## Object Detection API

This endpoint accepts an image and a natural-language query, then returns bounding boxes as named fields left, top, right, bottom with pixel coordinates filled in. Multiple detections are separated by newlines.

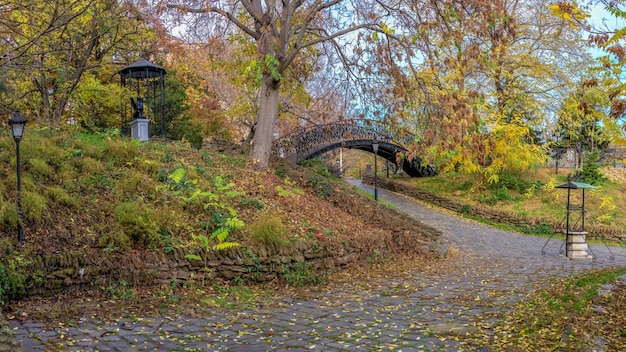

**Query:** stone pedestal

left=566, top=231, right=592, bottom=259
left=131, top=118, right=150, bottom=141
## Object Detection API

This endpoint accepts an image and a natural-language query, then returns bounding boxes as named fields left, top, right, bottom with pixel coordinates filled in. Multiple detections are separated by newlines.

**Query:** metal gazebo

left=541, top=177, right=614, bottom=260
left=118, top=59, right=167, bottom=138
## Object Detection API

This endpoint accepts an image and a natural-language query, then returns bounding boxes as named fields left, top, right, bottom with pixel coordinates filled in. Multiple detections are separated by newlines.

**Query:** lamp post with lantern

left=372, top=140, right=379, bottom=202
left=8, top=110, right=27, bottom=243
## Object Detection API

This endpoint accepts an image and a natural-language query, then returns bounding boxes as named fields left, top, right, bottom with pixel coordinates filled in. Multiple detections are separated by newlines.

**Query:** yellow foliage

left=547, top=2, right=590, bottom=24
left=481, top=116, right=547, bottom=184
left=600, top=195, right=617, bottom=212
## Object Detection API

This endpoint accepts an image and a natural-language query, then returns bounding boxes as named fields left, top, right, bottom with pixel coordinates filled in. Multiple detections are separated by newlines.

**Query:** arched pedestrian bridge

left=271, top=119, right=436, bottom=177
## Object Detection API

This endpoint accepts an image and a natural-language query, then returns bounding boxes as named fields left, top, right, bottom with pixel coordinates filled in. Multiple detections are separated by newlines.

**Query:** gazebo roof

left=554, top=181, right=597, bottom=189
left=118, top=59, right=166, bottom=79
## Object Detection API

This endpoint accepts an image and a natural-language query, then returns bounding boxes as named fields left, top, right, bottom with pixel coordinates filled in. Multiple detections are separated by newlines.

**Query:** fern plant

left=156, top=167, right=196, bottom=194
left=185, top=234, right=212, bottom=286
left=201, top=199, right=244, bottom=250
left=207, top=208, right=244, bottom=251
left=158, top=167, right=245, bottom=251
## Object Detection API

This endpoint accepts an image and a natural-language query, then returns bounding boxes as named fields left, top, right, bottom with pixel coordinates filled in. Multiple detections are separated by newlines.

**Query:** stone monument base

left=131, top=118, right=150, bottom=141
left=566, top=232, right=592, bottom=259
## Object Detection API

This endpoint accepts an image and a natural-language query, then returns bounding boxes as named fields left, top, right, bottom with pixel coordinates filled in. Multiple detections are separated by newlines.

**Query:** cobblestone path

left=9, top=181, right=626, bottom=351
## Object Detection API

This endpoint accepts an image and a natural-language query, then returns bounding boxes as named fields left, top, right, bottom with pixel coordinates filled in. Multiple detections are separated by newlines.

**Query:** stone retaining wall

left=22, top=237, right=419, bottom=297
left=364, top=176, right=626, bottom=242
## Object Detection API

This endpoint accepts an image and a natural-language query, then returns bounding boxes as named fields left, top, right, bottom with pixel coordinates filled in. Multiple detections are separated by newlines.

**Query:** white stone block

left=566, top=233, right=592, bottom=259
left=131, top=118, right=150, bottom=141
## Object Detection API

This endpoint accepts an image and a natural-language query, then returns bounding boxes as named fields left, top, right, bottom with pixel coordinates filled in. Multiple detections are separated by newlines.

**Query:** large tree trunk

left=250, top=74, right=281, bottom=169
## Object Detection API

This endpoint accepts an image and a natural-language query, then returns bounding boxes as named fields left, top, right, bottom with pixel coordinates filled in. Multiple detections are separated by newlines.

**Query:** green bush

left=153, top=205, right=187, bottom=241
left=459, top=204, right=473, bottom=214
left=138, top=159, right=160, bottom=176
left=301, top=158, right=332, bottom=177
left=73, top=133, right=106, bottom=159
left=103, top=139, right=138, bottom=166
left=239, top=197, right=266, bottom=211
left=489, top=170, right=544, bottom=194
left=116, top=170, right=153, bottom=199
left=307, top=175, right=333, bottom=199
left=85, top=174, right=112, bottom=190
left=520, top=222, right=554, bottom=236
left=98, top=228, right=131, bottom=251
left=458, top=181, right=473, bottom=191
left=23, top=191, right=48, bottom=222
left=248, top=214, right=288, bottom=246
left=46, top=187, right=80, bottom=208
left=493, top=187, right=514, bottom=202
left=0, top=257, right=29, bottom=304
left=114, top=202, right=162, bottom=248
left=200, top=150, right=213, bottom=166
left=201, top=207, right=229, bottom=233
left=77, top=157, right=104, bottom=174
left=476, top=186, right=514, bottom=205
left=27, top=137, right=65, bottom=169
left=27, top=158, right=52, bottom=179
left=274, top=167, right=286, bottom=178
left=0, top=203, right=20, bottom=229
left=57, top=164, right=77, bottom=186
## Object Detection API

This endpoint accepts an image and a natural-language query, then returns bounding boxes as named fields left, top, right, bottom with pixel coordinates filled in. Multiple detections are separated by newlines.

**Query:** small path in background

left=9, top=181, right=626, bottom=351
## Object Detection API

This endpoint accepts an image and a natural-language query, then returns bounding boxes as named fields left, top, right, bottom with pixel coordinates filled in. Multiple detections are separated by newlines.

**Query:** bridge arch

left=272, top=120, right=435, bottom=177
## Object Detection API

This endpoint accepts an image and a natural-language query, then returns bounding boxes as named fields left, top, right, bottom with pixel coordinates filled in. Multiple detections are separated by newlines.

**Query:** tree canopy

left=0, top=0, right=624, bottom=178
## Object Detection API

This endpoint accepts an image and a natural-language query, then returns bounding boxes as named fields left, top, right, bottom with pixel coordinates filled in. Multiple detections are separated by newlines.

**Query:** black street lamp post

left=8, top=110, right=27, bottom=243
left=372, top=140, right=379, bottom=202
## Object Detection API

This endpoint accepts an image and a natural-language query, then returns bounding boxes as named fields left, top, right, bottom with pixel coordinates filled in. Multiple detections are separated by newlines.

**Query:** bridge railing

left=272, top=119, right=413, bottom=159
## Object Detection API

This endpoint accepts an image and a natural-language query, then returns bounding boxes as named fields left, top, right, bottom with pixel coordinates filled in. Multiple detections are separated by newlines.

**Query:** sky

left=588, top=2, right=626, bottom=58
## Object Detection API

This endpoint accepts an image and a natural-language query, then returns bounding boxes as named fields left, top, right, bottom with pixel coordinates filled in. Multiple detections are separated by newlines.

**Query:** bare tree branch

left=167, top=4, right=260, bottom=40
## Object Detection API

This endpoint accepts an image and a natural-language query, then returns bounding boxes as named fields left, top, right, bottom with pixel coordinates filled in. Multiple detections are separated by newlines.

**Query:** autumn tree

left=160, top=33, right=312, bottom=144
left=165, top=0, right=382, bottom=169
left=0, top=0, right=152, bottom=126
left=550, top=1, right=626, bottom=125
left=358, top=0, right=590, bottom=179
left=557, top=76, right=613, bottom=152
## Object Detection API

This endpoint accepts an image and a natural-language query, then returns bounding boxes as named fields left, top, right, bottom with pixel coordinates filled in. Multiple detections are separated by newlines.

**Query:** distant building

left=547, top=147, right=626, bottom=169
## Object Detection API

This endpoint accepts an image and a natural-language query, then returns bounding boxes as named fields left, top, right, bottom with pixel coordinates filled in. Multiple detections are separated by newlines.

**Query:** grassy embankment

left=0, top=127, right=435, bottom=304
left=407, top=166, right=626, bottom=240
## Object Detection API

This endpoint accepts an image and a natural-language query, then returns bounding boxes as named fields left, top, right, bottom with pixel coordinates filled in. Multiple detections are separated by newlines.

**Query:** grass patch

left=114, top=202, right=162, bottom=248
left=0, top=203, right=20, bottom=229
left=45, top=187, right=80, bottom=208
left=464, top=268, right=626, bottom=351
left=281, top=261, right=325, bottom=288
left=22, top=191, right=47, bottom=222
left=410, top=167, right=626, bottom=233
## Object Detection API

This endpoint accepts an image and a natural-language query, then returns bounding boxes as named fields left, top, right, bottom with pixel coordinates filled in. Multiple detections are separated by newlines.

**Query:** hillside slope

left=0, top=129, right=440, bottom=301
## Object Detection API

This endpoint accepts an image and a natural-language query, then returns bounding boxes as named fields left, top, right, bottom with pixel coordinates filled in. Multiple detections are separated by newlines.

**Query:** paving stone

left=7, top=182, right=626, bottom=351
